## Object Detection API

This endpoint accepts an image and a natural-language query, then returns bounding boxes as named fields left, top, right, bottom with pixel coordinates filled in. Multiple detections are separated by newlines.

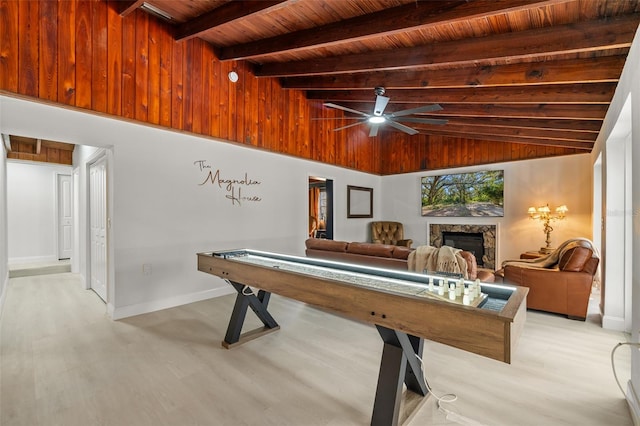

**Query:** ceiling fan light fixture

left=324, top=87, right=445, bottom=136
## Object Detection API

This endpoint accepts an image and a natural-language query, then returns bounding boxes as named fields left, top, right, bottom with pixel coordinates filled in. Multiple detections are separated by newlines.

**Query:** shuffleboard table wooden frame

left=197, top=249, right=528, bottom=426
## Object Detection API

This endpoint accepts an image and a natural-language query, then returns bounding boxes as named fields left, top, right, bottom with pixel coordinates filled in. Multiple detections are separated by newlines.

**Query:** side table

left=520, top=251, right=546, bottom=259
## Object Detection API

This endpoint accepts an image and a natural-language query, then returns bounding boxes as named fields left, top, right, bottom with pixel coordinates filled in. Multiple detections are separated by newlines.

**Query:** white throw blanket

left=408, top=245, right=468, bottom=279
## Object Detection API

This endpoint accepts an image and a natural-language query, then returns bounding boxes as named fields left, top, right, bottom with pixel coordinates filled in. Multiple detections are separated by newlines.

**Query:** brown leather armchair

left=499, top=239, right=599, bottom=320
left=371, top=221, right=412, bottom=247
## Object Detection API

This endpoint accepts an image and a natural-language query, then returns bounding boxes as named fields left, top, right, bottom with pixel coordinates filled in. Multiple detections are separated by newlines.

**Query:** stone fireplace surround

left=429, top=224, right=497, bottom=270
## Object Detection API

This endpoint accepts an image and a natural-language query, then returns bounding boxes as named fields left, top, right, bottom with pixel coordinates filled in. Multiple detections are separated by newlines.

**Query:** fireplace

left=442, top=232, right=484, bottom=266
left=429, top=224, right=497, bottom=269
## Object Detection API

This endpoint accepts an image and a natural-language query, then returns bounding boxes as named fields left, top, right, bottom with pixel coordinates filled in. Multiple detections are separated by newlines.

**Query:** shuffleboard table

left=198, top=249, right=528, bottom=426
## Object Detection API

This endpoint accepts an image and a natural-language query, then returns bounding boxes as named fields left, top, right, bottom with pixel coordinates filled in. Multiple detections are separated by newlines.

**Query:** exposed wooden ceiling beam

left=322, top=119, right=597, bottom=144
left=174, top=1, right=288, bottom=41
left=313, top=115, right=602, bottom=132
left=218, top=0, right=460, bottom=60
left=401, top=129, right=594, bottom=150
left=219, top=0, right=569, bottom=60
left=326, top=103, right=609, bottom=120
left=257, top=15, right=638, bottom=77
left=307, top=83, right=616, bottom=104
left=117, top=0, right=144, bottom=17
left=282, top=56, right=625, bottom=90
left=402, top=122, right=596, bottom=142
left=431, top=117, right=602, bottom=132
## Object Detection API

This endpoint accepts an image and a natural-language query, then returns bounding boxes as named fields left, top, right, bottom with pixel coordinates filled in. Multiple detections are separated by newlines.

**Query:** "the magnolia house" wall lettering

left=194, top=160, right=262, bottom=206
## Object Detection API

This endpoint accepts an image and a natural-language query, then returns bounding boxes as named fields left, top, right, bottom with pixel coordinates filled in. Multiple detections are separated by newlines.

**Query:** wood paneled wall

left=0, top=0, right=580, bottom=175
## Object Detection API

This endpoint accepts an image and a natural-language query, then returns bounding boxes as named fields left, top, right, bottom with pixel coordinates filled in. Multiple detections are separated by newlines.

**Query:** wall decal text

left=195, top=160, right=262, bottom=206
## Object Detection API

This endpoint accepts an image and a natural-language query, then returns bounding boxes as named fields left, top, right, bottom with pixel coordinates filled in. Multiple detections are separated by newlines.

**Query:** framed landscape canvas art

left=421, top=170, right=504, bottom=217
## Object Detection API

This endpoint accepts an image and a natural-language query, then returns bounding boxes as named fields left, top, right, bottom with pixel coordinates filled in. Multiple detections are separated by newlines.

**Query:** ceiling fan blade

left=392, top=117, right=449, bottom=125
left=333, top=120, right=367, bottom=132
left=324, top=103, right=370, bottom=118
left=373, top=95, right=390, bottom=116
left=390, top=104, right=443, bottom=117
left=369, top=124, right=380, bottom=137
left=311, top=117, right=362, bottom=121
left=387, top=120, right=419, bottom=135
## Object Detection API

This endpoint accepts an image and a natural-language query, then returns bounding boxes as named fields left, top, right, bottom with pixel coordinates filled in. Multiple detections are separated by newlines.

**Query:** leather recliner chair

left=499, top=240, right=599, bottom=320
left=371, top=221, right=413, bottom=247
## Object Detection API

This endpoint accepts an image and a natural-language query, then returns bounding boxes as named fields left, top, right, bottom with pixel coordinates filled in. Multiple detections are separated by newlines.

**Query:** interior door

left=89, top=157, right=107, bottom=302
left=57, top=173, right=73, bottom=260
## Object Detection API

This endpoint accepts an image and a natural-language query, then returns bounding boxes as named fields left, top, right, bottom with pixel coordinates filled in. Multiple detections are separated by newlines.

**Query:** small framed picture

left=347, top=185, right=373, bottom=218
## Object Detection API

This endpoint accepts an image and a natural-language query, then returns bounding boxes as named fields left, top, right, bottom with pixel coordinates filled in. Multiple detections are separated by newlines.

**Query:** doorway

left=309, top=177, right=333, bottom=240
left=88, top=155, right=108, bottom=302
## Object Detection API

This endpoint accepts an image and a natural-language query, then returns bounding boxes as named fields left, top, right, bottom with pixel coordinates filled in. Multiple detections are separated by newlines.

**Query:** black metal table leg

left=222, top=280, right=280, bottom=348
left=371, top=326, right=429, bottom=426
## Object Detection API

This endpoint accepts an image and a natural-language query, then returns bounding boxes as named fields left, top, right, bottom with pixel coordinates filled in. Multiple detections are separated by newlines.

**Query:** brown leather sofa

left=305, top=238, right=495, bottom=281
left=499, top=242, right=599, bottom=320
left=371, top=221, right=413, bottom=247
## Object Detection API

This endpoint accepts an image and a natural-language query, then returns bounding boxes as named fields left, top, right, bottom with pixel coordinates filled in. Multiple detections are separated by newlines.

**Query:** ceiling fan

left=322, top=87, right=448, bottom=137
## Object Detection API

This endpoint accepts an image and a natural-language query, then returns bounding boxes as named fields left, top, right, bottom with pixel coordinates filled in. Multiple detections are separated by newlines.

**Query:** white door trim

left=72, top=167, right=80, bottom=274
left=602, top=95, right=632, bottom=332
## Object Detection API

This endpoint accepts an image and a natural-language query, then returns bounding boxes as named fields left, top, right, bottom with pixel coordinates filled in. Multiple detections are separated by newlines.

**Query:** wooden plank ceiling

left=117, top=0, right=640, bottom=156
left=5, top=135, right=75, bottom=165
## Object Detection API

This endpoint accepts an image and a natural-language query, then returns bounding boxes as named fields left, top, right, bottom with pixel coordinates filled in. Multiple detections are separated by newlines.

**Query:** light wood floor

left=0, top=272, right=633, bottom=426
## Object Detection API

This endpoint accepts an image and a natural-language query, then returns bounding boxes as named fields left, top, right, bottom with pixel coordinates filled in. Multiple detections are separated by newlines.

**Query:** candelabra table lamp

left=528, top=204, right=568, bottom=254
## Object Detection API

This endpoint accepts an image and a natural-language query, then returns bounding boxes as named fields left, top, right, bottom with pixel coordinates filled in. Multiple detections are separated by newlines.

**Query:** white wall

left=591, top=22, right=640, bottom=413
left=0, top=137, right=8, bottom=314
left=381, top=154, right=593, bottom=265
left=7, top=161, right=72, bottom=264
left=0, top=94, right=595, bottom=320
left=0, top=95, right=381, bottom=319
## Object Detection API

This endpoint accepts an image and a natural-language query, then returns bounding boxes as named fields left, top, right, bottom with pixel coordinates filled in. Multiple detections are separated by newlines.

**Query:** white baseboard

left=78, top=273, right=88, bottom=290
left=628, top=381, right=640, bottom=426
left=109, top=286, right=235, bottom=320
left=602, top=314, right=626, bottom=331
left=0, top=271, right=8, bottom=321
